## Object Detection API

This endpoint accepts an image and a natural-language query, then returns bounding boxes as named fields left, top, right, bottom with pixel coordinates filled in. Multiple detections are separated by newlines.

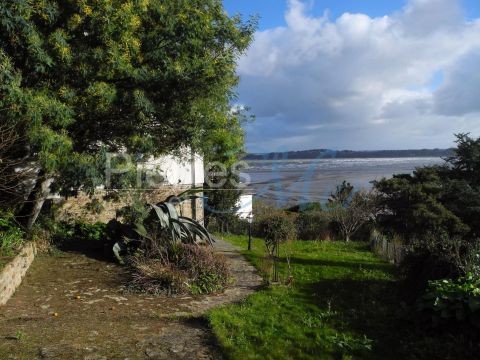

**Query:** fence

left=370, top=233, right=405, bottom=265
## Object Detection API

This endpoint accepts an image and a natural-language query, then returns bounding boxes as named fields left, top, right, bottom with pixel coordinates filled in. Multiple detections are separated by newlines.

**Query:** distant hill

left=243, top=148, right=454, bottom=160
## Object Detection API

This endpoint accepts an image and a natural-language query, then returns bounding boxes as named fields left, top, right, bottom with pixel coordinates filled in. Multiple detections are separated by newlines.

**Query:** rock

left=39, top=347, right=56, bottom=359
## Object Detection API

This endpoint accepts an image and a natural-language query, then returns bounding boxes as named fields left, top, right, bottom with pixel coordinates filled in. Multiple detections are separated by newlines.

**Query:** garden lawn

left=208, top=236, right=407, bottom=360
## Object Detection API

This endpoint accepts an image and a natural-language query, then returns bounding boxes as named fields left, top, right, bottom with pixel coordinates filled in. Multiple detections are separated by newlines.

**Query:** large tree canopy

left=375, top=134, right=480, bottom=242
left=0, top=0, right=256, bottom=224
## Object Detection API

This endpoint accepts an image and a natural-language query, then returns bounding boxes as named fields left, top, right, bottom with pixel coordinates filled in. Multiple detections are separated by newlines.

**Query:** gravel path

left=0, top=239, right=262, bottom=359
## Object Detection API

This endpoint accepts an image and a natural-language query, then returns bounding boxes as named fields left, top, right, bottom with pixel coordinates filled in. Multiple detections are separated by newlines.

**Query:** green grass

left=208, top=235, right=470, bottom=360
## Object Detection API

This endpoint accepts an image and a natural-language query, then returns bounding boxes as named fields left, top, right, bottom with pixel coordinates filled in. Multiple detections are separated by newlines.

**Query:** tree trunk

left=26, top=177, right=53, bottom=230
left=18, top=174, right=53, bottom=231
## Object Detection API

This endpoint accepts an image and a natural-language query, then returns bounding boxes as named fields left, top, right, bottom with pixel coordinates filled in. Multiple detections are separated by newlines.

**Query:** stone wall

left=0, top=243, right=36, bottom=306
left=55, top=186, right=204, bottom=224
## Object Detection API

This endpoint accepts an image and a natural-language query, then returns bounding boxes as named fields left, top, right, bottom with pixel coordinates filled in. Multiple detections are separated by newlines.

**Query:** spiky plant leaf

left=179, top=216, right=214, bottom=245
left=171, top=218, right=195, bottom=244
left=151, top=204, right=169, bottom=227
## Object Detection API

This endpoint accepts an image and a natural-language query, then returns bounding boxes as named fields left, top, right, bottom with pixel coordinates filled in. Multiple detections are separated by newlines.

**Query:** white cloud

left=238, top=0, right=480, bottom=152
left=434, top=48, right=480, bottom=115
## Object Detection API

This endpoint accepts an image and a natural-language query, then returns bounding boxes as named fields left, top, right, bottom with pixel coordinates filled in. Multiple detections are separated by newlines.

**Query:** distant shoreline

left=244, top=148, right=454, bottom=161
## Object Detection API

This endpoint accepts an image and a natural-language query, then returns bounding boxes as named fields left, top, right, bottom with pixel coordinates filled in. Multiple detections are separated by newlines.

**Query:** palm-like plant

left=112, top=196, right=213, bottom=263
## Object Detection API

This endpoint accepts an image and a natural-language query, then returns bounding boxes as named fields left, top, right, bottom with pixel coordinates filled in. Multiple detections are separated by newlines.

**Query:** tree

left=328, top=187, right=378, bottom=242
left=256, top=212, right=297, bottom=282
left=374, top=134, right=480, bottom=291
left=0, top=0, right=256, bottom=228
left=328, top=180, right=354, bottom=207
left=374, top=134, right=480, bottom=242
left=203, top=106, right=253, bottom=227
left=374, top=167, right=468, bottom=242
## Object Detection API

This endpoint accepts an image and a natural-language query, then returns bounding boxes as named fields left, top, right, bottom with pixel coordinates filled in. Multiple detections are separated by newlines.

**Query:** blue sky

left=223, top=0, right=480, bottom=152
left=224, top=0, right=480, bottom=29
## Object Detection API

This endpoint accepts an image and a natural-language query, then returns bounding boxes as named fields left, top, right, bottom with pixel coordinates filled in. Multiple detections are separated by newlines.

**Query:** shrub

left=29, top=220, right=112, bottom=254
left=351, top=221, right=375, bottom=242
left=129, top=258, right=189, bottom=295
left=327, top=189, right=378, bottom=242
left=113, top=199, right=213, bottom=263
left=51, top=221, right=109, bottom=245
left=0, top=212, right=24, bottom=257
left=401, top=233, right=480, bottom=298
left=177, top=244, right=230, bottom=294
left=418, top=274, right=480, bottom=332
left=287, top=202, right=322, bottom=213
left=295, top=211, right=331, bottom=240
left=129, top=244, right=230, bottom=295
left=70, top=222, right=108, bottom=242
left=255, top=211, right=297, bottom=283
left=255, top=212, right=297, bottom=254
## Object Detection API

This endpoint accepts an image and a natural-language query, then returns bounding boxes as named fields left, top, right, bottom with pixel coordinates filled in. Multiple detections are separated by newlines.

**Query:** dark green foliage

left=447, top=134, right=480, bottom=186
left=111, top=198, right=213, bottom=264
left=255, top=211, right=297, bottom=282
left=375, top=134, right=480, bottom=241
left=41, top=220, right=112, bottom=255
left=374, top=134, right=480, bottom=293
left=351, top=221, right=375, bottom=242
left=204, top=170, right=243, bottom=232
left=401, top=234, right=478, bottom=298
left=255, top=212, right=297, bottom=254
left=295, top=211, right=331, bottom=240
left=287, top=202, right=322, bottom=213
left=115, top=198, right=151, bottom=226
left=418, top=274, right=480, bottom=332
left=374, top=167, right=468, bottom=241
left=63, top=222, right=108, bottom=243
left=328, top=180, right=354, bottom=207
left=0, top=0, right=256, bottom=226
left=0, top=211, right=24, bottom=257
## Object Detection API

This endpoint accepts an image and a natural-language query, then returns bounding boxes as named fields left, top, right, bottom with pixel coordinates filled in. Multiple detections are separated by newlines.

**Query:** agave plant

left=112, top=196, right=213, bottom=263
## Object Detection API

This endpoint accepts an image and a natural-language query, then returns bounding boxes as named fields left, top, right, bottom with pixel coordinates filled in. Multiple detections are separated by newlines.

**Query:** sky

left=223, top=0, right=480, bottom=152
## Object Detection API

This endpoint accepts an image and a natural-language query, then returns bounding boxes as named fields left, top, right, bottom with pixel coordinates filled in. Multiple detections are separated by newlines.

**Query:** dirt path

left=0, top=239, right=262, bottom=360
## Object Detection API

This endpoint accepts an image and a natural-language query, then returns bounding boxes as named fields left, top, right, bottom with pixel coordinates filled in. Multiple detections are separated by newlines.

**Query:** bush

left=129, top=244, right=230, bottom=295
left=31, top=220, right=112, bottom=254
left=418, top=274, right=480, bottom=333
left=129, top=258, right=189, bottom=295
left=68, top=222, right=108, bottom=242
left=177, top=244, right=230, bottom=294
left=255, top=212, right=297, bottom=254
left=255, top=212, right=296, bottom=282
left=401, top=233, right=480, bottom=298
left=295, top=211, right=331, bottom=240
left=287, top=202, right=322, bottom=213
left=351, top=221, right=374, bottom=242
left=0, top=212, right=24, bottom=257
left=52, top=221, right=109, bottom=245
